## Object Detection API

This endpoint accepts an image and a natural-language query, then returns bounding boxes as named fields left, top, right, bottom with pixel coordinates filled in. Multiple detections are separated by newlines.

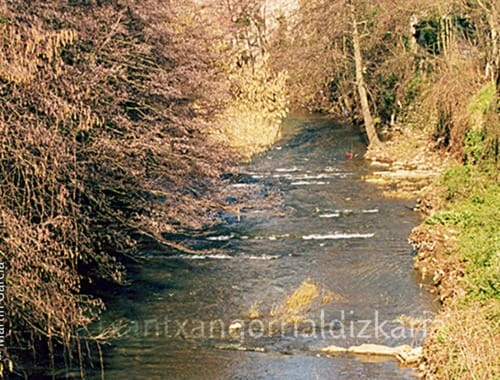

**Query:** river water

left=94, top=115, right=436, bottom=379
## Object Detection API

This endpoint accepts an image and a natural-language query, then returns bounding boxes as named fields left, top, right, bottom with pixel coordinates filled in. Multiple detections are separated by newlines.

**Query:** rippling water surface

left=95, top=115, right=436, bottom=380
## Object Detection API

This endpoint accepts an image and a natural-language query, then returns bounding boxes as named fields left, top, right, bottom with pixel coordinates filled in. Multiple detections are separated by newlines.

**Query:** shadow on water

left=89, top=114, right=437, bottom=380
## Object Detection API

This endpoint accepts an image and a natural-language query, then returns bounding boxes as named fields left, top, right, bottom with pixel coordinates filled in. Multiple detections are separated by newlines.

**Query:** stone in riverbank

left=363, top=128, right=454, bottom=200
left=321, top=343, right=423, bottom=365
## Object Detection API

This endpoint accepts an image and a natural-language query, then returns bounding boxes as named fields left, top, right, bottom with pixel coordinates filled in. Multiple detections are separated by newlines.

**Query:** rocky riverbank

left=363, top=127, right=499, bottom=379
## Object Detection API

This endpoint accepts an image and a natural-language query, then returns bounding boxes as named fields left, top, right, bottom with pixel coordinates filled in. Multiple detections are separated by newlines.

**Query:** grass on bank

left=428, top=166, right=499, bottom=302
left=421, top=164, right=499, bottom=379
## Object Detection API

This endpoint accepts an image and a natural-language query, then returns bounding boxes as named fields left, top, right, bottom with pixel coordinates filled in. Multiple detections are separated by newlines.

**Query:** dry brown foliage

left=419, top=52, right=484, bottom=152
left=0, top=0, right=235, bottom=376
left=421, top=298, right=500, bottom=380
left=271, top=278, right=345, bottom=324
left=206, top=0, right=289, bottom=157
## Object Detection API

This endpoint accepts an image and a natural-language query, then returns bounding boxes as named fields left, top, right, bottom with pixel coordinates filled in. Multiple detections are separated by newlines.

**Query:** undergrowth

left=421, top=162, right=499, bottom=378
left=0, top=1, right=237, bottom=377
left=0, top=0, right=289, bottom=376
left=427, top=166, right=499, bottom=302
left=407, top=31, right=499, bottom=376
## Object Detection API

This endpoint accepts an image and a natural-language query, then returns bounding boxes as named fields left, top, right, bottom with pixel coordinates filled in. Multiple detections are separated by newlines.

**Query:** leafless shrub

left=0, top=0, right=235, bottom=375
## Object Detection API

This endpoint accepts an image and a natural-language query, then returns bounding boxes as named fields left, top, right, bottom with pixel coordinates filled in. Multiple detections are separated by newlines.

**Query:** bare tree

left=348, top=0, right=381, bottom=147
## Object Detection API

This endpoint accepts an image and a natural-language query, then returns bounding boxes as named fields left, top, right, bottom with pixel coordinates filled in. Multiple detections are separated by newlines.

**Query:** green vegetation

left=414, top=76, right=499, bottom=377
left=428, top=166, right=499, bottom=301
left=466, top=82, right=498, bottom=163
left=421, top=163, right=499, bottom=379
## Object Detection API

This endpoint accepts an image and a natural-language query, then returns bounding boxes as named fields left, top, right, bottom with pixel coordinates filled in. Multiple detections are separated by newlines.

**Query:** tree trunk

left=486, top=6, right=498, bottom=84
left=348, top=0, right=381, bottom=147
left=476, top=0, right=499, bottom=83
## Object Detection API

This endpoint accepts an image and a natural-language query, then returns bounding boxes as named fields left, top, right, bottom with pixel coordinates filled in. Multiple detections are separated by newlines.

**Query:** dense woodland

left=0, top=0, right=498, bottom=378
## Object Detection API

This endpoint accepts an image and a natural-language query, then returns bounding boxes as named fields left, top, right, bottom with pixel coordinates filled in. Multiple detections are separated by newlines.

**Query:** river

left=93, top=114, right=436, bottom=379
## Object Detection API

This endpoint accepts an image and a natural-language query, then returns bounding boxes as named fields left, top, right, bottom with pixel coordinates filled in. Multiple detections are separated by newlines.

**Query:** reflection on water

left=93, top=115, right=436, bottom=379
